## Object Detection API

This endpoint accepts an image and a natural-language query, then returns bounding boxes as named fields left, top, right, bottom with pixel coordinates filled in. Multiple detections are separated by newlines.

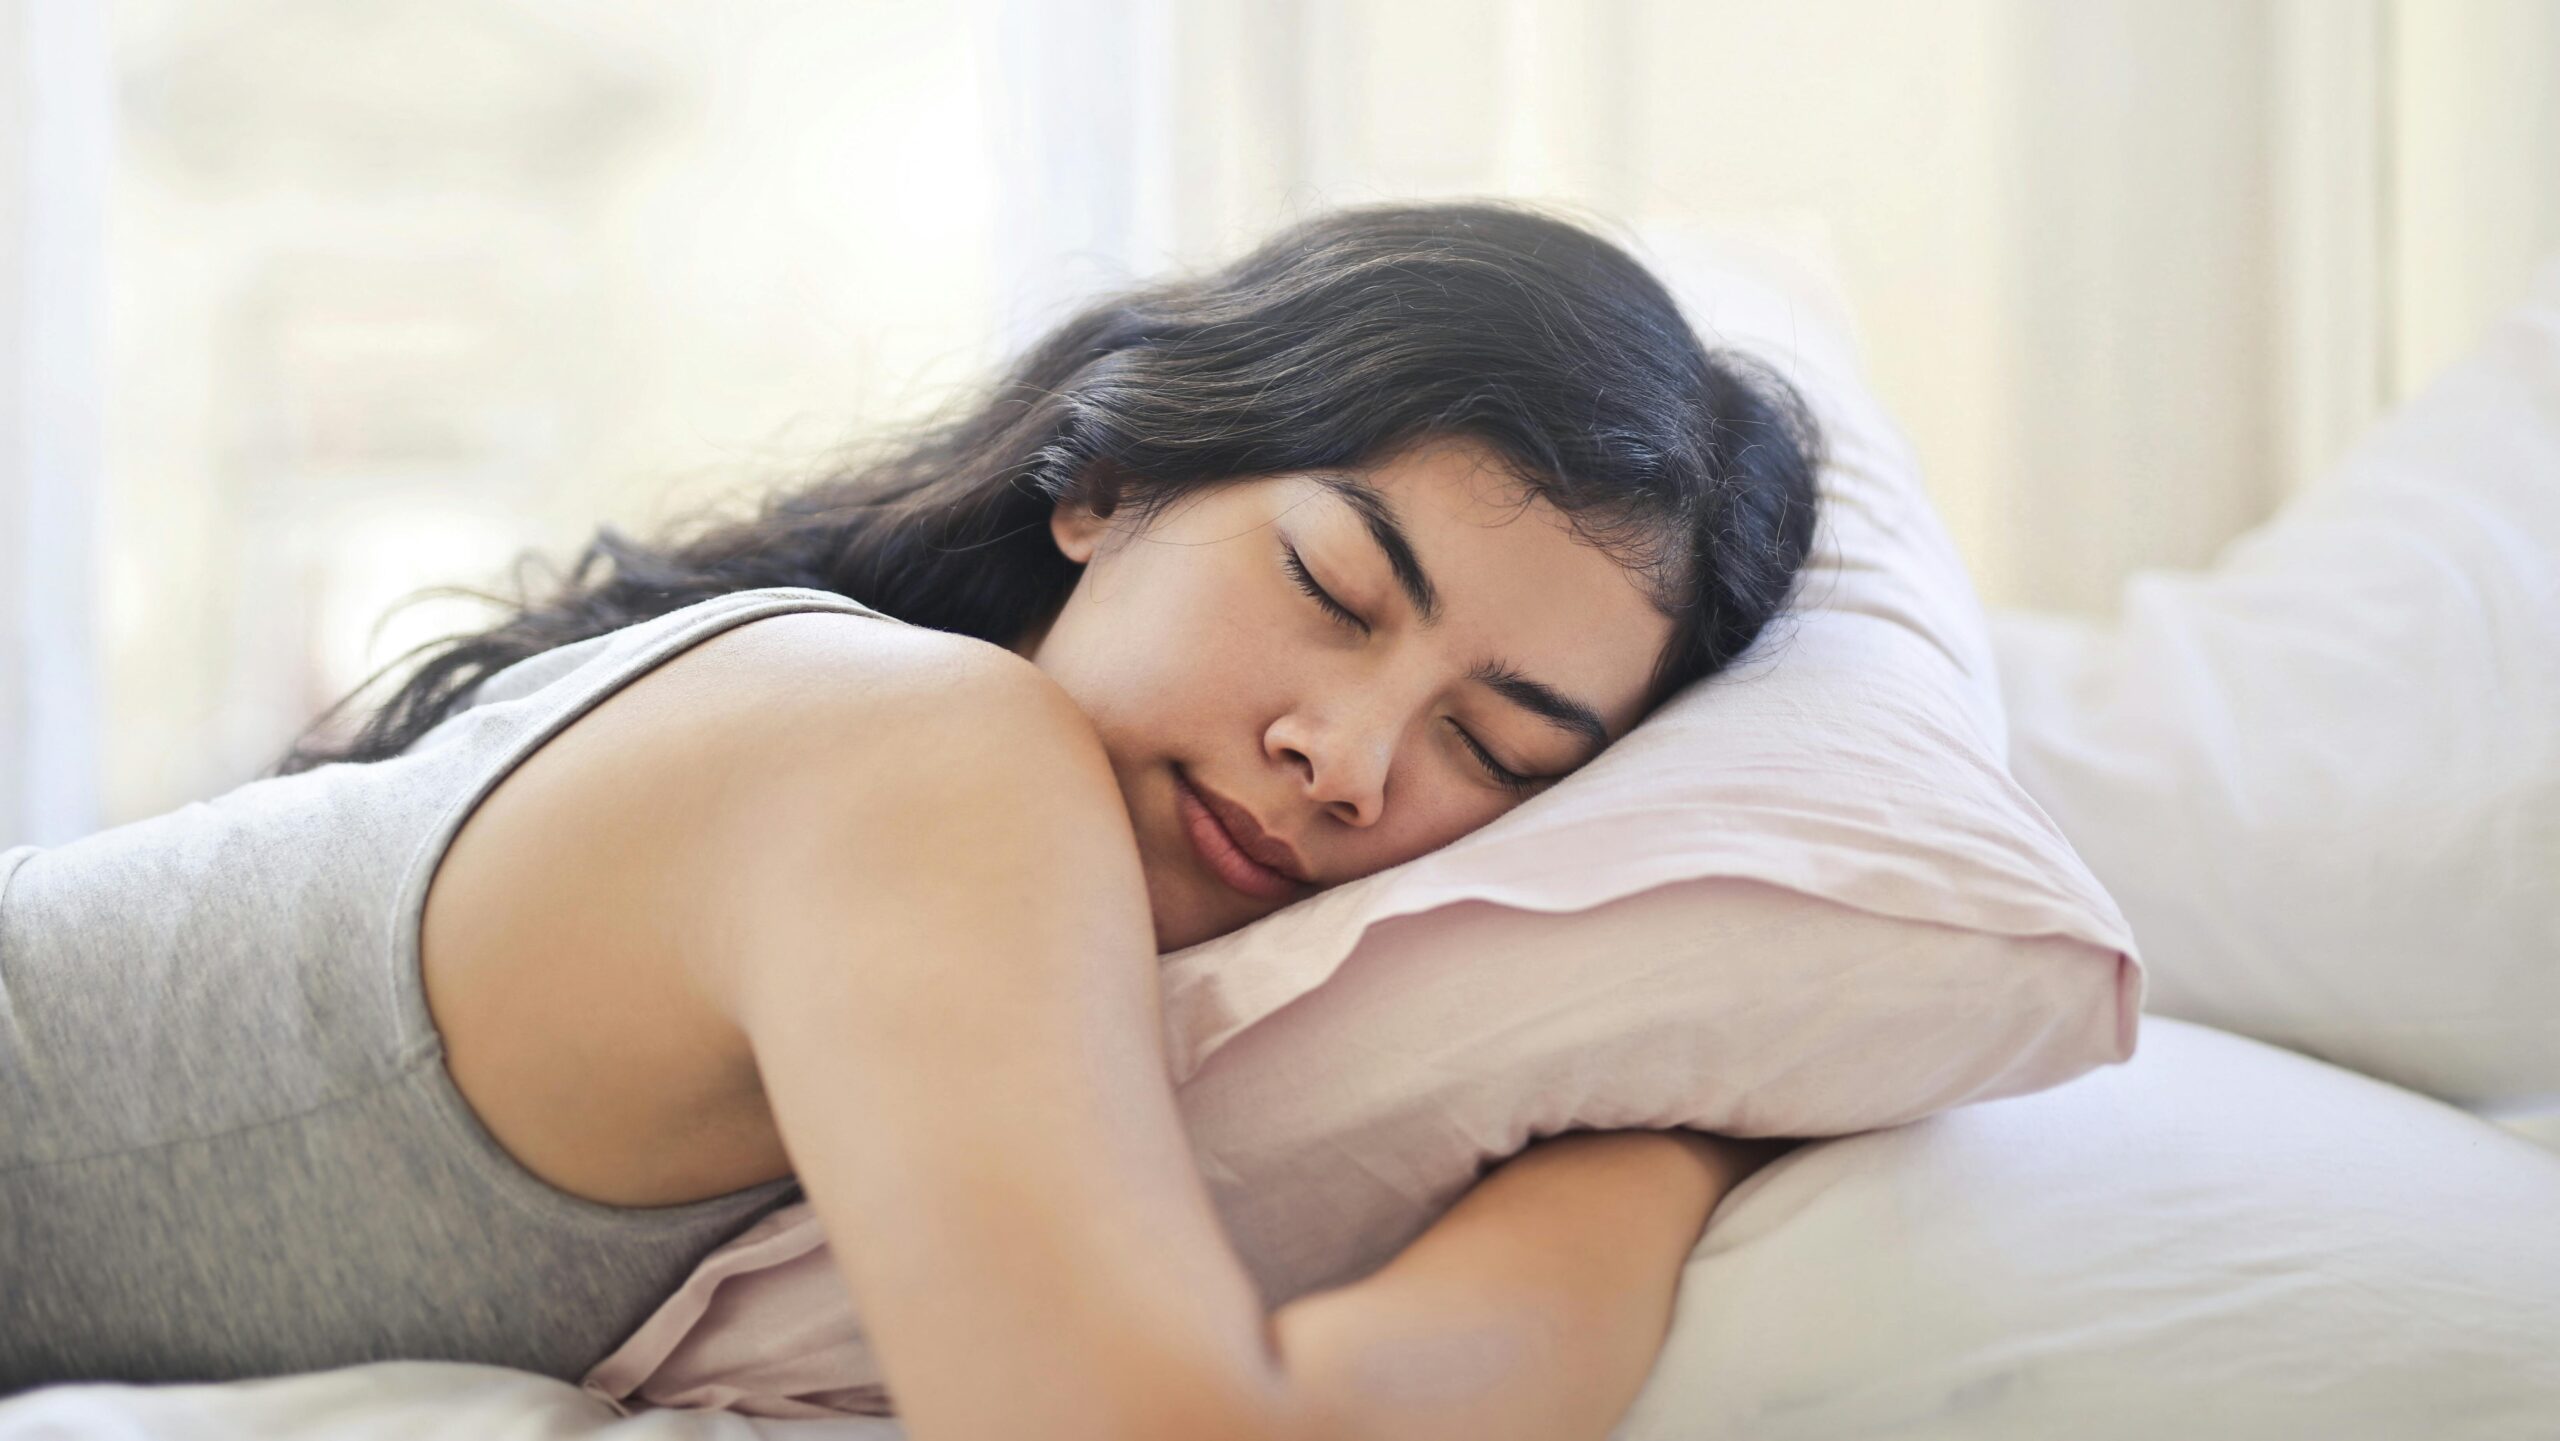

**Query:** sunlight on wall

left=78, top=0, right=2560, bottom=826
left=308, top=505, right=524, bottom=715
left=102, top=0, right=1002, bottom=818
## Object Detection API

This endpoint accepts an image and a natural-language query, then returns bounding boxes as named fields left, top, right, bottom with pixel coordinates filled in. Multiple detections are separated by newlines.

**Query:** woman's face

left=1011, top=435, right=1674, bottom=954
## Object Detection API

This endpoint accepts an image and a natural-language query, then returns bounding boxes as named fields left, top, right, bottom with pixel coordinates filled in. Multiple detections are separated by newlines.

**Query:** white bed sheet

left=0, top=1359, right=893, bottom=1441
left=9, top=1018, right=2556, bottom=1441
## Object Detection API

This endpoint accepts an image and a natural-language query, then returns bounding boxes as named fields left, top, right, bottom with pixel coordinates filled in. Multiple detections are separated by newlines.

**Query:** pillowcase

left=578, top=220, right=2143, bottom=1418
left=1616, top=1016, right=2560, bottom=1440
left=1154, top=215, right=2136, bottom=1098
left=1989, top=255, right=2560, bottom=1112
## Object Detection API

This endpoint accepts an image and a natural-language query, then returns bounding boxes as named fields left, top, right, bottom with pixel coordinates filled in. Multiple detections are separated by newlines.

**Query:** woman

left=0, top=200, right=1817, bottom=1439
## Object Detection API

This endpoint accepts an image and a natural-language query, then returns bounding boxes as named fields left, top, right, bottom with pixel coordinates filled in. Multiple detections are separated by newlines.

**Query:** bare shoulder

left=653, top=609, right=1062, bottom=747
left=655, top=609, right=1118, bottom=848
left=664, top=609, right=1143, bottom=1003
left=416, top=604, right=1101, bottom=1210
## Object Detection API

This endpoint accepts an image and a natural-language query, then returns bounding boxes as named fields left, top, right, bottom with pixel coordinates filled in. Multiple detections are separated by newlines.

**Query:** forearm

left=1262, top=1129, right=1787, bottom=1441
left=725, top=670, right=1293, bottom=1441
left=745, top=862, right=1292, bottom=1441
left=770, top=1047, right=1290, bottom=1440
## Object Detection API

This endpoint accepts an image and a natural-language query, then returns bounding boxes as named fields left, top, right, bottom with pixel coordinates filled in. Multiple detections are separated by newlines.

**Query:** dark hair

left=272, top=198, right=1821, bottom=776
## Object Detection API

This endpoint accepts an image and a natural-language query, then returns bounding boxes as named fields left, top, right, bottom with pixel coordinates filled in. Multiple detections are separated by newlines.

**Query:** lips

left=1174, top=767, right=1310, bottom=901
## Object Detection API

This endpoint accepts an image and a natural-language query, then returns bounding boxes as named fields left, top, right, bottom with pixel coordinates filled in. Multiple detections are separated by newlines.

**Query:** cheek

left=1324, top=757, right=1507, bottom=869
left=1092, top=559, right=1276, bottom=706
left=1043, top=591, right=1245, bottom=744
left=1410, top=790, right=1504, bottom=856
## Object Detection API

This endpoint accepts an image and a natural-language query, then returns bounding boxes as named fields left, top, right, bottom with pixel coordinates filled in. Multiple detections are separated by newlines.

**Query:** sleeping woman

left=0, top=200, right=1819, bottom=1440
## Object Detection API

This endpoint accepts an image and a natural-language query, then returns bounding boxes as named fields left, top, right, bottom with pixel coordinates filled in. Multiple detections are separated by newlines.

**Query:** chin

left=1150, top=891, right=1203, bottom=956
left=1155, top=897, right=1244, bottom=957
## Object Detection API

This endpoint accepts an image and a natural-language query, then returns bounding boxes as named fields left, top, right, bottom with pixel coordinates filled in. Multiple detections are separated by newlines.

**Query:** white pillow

left=1989, top=256, right=2560, bottom=1110
left=1618, top=1016, right=2560, bottom=1441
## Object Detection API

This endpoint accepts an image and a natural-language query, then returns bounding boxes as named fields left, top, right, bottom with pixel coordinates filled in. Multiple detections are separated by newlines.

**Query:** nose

left=1270, top=705, right=1397, bottom=829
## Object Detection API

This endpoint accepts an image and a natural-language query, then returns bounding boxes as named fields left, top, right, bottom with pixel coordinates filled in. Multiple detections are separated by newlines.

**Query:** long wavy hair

left=273, top=199, right=1822, bottom=777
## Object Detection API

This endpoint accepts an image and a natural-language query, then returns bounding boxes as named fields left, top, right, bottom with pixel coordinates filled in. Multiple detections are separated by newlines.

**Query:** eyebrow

left=1304, top=469, right=1614, bottom=762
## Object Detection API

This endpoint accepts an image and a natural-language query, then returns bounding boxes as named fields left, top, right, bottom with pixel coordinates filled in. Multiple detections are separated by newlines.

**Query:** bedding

left=1, top=233, right=2547, bottom=1441
left=1612, top=1016, right=2560, bottom=1441
left=1990, top=253, right=2560, bottom=1111
left=575, top=222, right=2141, bottom=1417
left=10, top=1018, right=2552, bottom=1441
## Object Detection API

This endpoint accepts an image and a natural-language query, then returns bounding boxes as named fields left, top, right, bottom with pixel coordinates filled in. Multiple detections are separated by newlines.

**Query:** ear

left=1049, top=495, right=1109, bottom=564
left=1050, top=462, right=1122, bottom=564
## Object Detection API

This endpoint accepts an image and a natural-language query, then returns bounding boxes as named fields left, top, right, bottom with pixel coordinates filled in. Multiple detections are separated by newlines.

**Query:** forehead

left=1263, top=437, right=1675, bottom=739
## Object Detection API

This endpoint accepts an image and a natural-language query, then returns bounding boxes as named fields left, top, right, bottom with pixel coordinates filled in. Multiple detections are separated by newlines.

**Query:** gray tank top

left=0, top=584, right=903, bottom=1393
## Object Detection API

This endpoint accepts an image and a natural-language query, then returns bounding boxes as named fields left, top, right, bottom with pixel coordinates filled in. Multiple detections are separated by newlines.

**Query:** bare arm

left=679, top=619, right=1779, bottom=1440
left=1267, top=1129, right=1789, bottom=1441
left=692, top=633, right=1291, bottom=1441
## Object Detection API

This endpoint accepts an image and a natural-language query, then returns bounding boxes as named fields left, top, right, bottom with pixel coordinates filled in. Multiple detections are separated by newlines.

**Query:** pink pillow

left=580, top=225, right=2143, bottom=1419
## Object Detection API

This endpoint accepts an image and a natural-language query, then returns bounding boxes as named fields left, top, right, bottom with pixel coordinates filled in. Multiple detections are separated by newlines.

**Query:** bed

left=3, top=1013, right=2552, bottom=1441
left=5, top=232, right=2554, bottom=1441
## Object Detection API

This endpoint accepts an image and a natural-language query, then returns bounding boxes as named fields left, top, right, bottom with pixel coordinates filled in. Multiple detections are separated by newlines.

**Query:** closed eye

left=1449, top=720, right=1543, bottom=795
left=1284, top=541, right=1549, bottom=796
left=1282, top=542, right=1369, bottom=635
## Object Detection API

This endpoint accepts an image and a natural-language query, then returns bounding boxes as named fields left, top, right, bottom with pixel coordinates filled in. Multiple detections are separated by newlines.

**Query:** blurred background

left=3, top=0, right=2556, bottom=843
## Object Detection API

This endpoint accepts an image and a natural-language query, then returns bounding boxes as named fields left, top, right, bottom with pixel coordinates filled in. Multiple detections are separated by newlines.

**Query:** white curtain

left=988, top=0, right=2560, bottom=614
left=2271, top=0, right=2560, bottom=502
left=0, top=0, right=105, bottom=848
left=39, top=0, right=2560, bottom=830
